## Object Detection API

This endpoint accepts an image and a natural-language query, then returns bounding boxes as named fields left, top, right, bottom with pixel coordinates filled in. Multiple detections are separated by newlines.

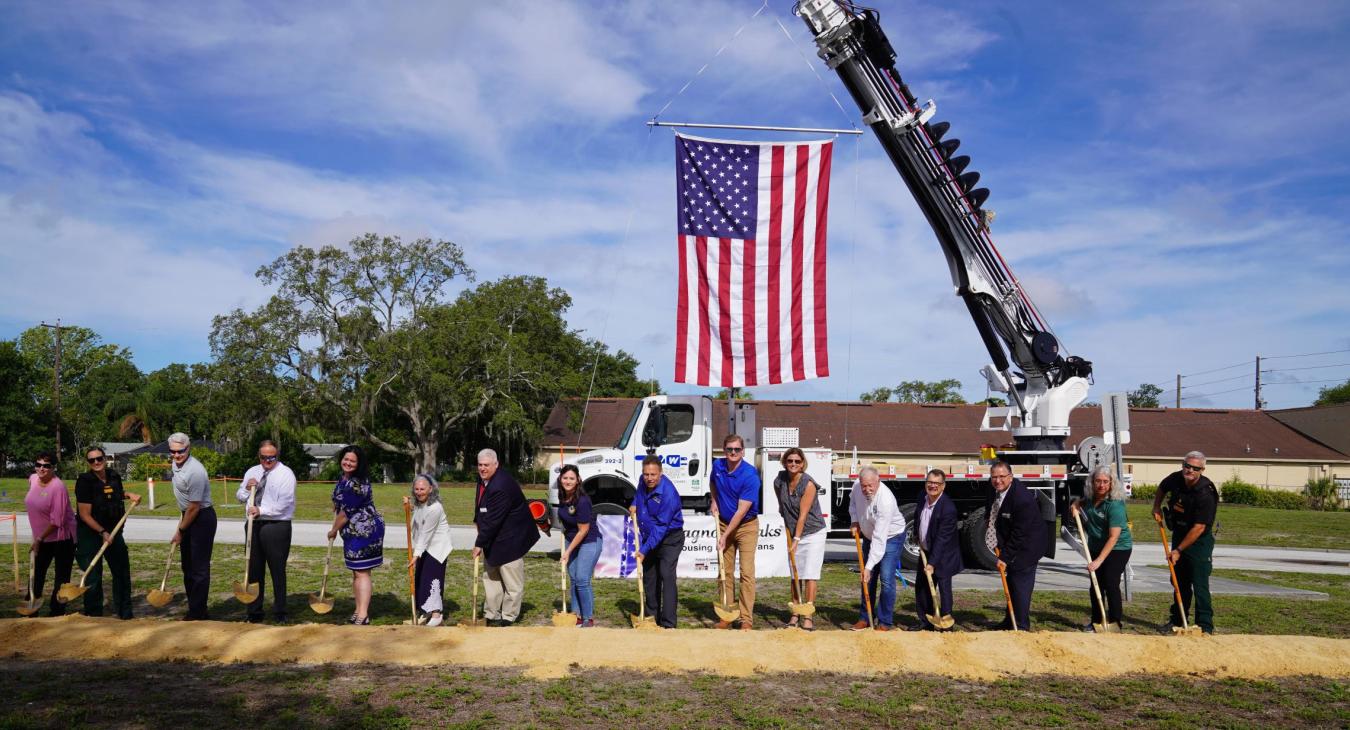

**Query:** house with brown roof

left=541, top=398, right=1350, bottom=491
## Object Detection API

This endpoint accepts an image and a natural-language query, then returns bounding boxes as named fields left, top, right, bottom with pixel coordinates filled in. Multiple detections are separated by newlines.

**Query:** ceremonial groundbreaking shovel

left=16, top=551, right=41, bottom=616
left=629, top=516, right=658, bottom=630
left=851, top=527, right=875, bottom=630
left=994, top=547, right=1018, bottom=632
left=145, top=542, right=177, bottom=609
left=552, top=556, right=579, bottom=627
left=1157, top=518, right=1204, bottom=636
left=1073, top=508, right=1120, bottom=633
left=308, top=537, right=335, bottom=614
left=785, top=533, right=814, bottom=620
left=917, top=546, right=955, bottom=629
left=712, top=518, right=740, bottom=623
left=58, top=502, right=135, bottom=603
left=232, top=486, right=261, bottom=603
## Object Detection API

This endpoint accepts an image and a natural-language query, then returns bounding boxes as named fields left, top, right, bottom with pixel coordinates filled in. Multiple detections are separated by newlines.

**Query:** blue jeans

left=859, top=533, right=904, bottom=627
left=567, top=537, right=602, bottom=619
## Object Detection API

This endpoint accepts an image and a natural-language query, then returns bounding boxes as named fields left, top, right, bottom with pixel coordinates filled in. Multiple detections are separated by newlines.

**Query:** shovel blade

left=145, top=590, right=174, bottom=609
left=232, top=582, right=260, bottom=604
left=308, top=594, right=334, bottom=614
left=713, top=602, right=740, bottom=623
left=552, top=612, right=579, bottom=628
left=789, top=601, right=816, bottom=618
left=1096, top=621, right=1121, bottom=633
left=630, top=614, right=659, bottom=630
left=1171, top=625, right=1204, bottom=636
left=929, top=613, right=956, bottom=630
left=16, top=600, right=42, bottom=616
left=56, top=583, right=85, bottom=603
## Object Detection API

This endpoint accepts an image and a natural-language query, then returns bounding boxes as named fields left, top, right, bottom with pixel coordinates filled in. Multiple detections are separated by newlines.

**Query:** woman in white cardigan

left=405, top=474, right=453, bottom=626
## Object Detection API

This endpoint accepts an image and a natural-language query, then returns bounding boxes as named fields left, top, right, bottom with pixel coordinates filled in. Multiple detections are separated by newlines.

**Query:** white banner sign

left=593, top=514, right=790, bottom=579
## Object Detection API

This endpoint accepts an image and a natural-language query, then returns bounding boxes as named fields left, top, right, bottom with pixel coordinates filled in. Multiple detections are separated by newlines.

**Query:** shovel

left=232, top=487, right=260, bottom=603
left=1157, top=518, right=1204, bottom=636
left=994, top=547, right=1018, bottom=631
left=58, top=503, right=135, bottom=603
left=145, top=542, right=177, bottom=609
left=16, top=551, right=41, bottom=616
left=712, top=518, right=739, bottom=623
left=402, top=499, right=417, bottom=625
left=308, top=537, right=335, bottom=614
left=552, top=554, right=579, bottom=627
left=917, top=545, right=955, bottom=630
left=1072, top=507, right=1120, bottom=633
left=785, top=533, right=814, bottom=620
left=629, top=516, right=658, bottom=629
left=851, top=526, right=875, bottom=630
left=470, top=552, right=481, bottom=627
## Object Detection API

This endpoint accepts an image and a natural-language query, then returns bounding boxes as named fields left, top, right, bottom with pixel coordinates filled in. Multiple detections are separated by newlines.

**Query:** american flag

left=674, top=133, right=833, bottom=386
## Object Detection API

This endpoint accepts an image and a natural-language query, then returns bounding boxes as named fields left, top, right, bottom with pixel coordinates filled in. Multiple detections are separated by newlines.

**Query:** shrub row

left=1130, top=475, right=1342, bottom=511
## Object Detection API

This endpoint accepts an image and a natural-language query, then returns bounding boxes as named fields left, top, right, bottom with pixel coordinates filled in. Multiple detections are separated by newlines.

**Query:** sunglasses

left=87, top=456, right=105, bottom=464
left=168, top=448, right=188, bottom=455
left=725, top=447, right=743, bottom=453
left=1182, top=463, right=1204, bottom=472
left=259, top=455, right=278, bottom=462
left=784, top=458, right=803, bottom=464
left=35, top=463, right=53, bottom=469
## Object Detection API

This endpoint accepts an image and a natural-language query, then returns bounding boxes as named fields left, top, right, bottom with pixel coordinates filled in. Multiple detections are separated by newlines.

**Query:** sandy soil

left=2, top=615, right=1348, bottom=681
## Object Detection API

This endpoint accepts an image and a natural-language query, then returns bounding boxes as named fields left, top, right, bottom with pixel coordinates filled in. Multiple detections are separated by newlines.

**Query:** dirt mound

left=3, top=616, right=1348, bottom=681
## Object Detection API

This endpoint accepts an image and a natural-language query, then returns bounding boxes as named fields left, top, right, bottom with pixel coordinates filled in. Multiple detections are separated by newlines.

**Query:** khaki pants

left=719, top=518, right=758, bottom=624
left=483, top=558, right=525, bottom=622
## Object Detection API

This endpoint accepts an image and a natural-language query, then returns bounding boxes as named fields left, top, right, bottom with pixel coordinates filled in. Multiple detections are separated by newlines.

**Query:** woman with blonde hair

left=774, top=447, right=826, bottom=631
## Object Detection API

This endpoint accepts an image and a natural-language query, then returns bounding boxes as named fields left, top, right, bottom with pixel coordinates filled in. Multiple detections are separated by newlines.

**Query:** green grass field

left=0, top=543, right=1344, bottom=636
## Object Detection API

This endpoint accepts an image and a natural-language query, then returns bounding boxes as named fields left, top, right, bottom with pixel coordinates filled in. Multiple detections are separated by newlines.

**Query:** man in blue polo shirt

left=711, top=433, right=761, bottom=630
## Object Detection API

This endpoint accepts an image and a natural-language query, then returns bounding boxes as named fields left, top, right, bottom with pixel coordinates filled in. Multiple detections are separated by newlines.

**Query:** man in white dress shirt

left=848, top=466, right=907, bottom=631
left=235, top=440, right=297, bottom=624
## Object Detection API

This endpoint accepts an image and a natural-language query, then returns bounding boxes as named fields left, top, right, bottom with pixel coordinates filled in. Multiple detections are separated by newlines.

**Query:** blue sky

left=2, top=0, right=1348, bottom=410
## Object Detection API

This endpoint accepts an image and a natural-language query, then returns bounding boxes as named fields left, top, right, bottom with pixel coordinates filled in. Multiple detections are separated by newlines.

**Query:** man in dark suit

left=985, top=460, right=1046, bottom=631
left=908, top=468, right=962, bottom=631
left=472, top=448, right=540, bottom=626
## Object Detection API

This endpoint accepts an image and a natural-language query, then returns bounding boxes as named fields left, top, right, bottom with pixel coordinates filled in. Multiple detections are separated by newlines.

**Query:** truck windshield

left=615, top=402, right=643, bottom=449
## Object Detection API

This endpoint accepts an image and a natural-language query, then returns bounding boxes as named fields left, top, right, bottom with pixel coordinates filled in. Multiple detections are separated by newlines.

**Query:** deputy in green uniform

left=1157, top=450, right=1218, bottom=634
left=74, top=446, right=140, bottom=618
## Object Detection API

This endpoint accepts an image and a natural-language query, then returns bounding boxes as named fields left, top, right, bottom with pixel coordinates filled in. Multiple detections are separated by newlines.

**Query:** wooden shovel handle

left=1072, top=508, right=1110, bottom=629
left=404, top=500, right=415, bottom=623
left=317, top=537, right=334, bottom=600
left=80, top=502, right=135, bottom=588
left=241, top=486, right=257, bottom=584
left=158, top=540, right=175, bottom=592
left=1157, top=522, right=1190, bottom=630
left=632, top=515, right=645, bottom=621
left=851, top=527, right=874, bottom=628
left=995, top=547, right=1017, bottom=630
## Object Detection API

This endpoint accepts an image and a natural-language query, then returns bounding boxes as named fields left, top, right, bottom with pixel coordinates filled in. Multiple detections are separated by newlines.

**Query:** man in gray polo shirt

left=168, top=432, right=216, bottom=621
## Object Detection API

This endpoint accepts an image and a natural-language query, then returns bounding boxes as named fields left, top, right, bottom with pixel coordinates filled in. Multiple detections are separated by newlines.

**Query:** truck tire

left=899, top=502, right=919, bottom=571
left=960, top=506, right=999, bottom=571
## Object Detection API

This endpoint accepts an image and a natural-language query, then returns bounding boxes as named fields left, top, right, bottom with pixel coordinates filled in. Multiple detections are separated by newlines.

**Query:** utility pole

left=1175, top=373, right=1181, bottom=408
left=39, top=320, right=62, bottom=459
left=1254, top=355, right=1262, bottom=410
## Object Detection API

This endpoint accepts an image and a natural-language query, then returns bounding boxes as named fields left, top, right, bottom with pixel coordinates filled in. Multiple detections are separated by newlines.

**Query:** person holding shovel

left=557, top=464, right=600, bottom=628
left=406, top=474, right=452, bottom=627
left=23, top=452, right=77, bottom=617
left=710, top=434, right=760, bottom=630
left=848, top=466, right=906, bottom=631
left=168, top=433, right=217, bottom=621
left=1071, top=466, right=1133, bottom=632
left=235, top=440, right=296, bottom=624
left=74, top=446, right=141, bottom=619
left=1156, top=451, right=1218, bottom=635
left=632, top=455, right=685, bottom=629
left=472, top=448, right=538, bottom=627
left=328, top=445, right=384, bottom=625
left=774, top=447, right=825, bottom=631
left=908, top=469, right=962, bottom=632
left=985, top=460, right=1046, bottom=631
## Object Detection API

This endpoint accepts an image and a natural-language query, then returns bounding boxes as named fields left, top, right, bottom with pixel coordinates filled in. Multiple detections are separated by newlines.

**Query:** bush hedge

left=1130, top=483, right=1157, bottom=501
left=1220, top=474, right=1307, bottom=510
left=1305, top=477, right=1344, bottom=511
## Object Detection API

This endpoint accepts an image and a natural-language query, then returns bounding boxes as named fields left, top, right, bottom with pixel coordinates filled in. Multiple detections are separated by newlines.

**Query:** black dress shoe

left=904, top=623, right=929, bottom=632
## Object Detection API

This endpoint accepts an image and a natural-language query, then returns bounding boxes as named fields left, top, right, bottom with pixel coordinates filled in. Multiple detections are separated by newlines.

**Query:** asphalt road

left=7, top=515, right=1342, bottom=597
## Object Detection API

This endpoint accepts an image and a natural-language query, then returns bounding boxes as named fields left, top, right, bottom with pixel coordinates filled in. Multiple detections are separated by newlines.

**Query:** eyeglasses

left=1182, top=463, right=1204, bottom=472
left=35, top=463, right=53, bottom=469
left=87, top=456, right=105, bottom=464
left=925, top=480, right=944, bottom=486
left=259, top=455, right=278, bottom=463
left=168, top=448, right=188, bottom=455
left=725, top=447, right=743, bottom=453
left=784, top=458, right=803, bottom=464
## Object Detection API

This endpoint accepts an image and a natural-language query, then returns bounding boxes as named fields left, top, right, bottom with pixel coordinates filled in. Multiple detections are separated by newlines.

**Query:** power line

left=1180, top=360, right=1248, bottom=378
left=1259, top=378, right=1349, bottom=387
left=1177, top=372, right=1253, bottom=389
left=1263, top=347, right=1350, bottom=361
left=1261, top=362, right=1350, bottom=373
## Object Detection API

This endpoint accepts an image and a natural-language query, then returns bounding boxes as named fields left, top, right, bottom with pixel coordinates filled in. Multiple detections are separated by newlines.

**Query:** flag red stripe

left=717, top=237, right=734, bottom=387
left=741, top=237, right=757, bottom=386
left=813, top=144, right=832, bottom=375
left=696, top=235, right=711, bottom=386
left=675, top=235, right=689, bottom=382
left=767, top=146, right=784, bottom=385
left=790, top=144, right=809, bottom=382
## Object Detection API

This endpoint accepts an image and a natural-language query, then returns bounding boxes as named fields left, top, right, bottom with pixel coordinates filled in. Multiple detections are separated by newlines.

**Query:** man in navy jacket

left=909, top=468, right=963, bottom=631
left=631, top=454, right=685, bottom=629
left=986, top=460, right=1046, bottom=631
left=472, top=448, right=539, bottom=626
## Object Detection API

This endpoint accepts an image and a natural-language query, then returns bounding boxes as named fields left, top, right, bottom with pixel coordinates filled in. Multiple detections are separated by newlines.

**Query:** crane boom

left=797, top=0, right=1092, bottom=450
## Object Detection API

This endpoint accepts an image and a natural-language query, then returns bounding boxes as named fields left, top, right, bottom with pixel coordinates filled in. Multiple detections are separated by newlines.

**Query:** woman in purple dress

left=327, top=445, right=384, bottom=624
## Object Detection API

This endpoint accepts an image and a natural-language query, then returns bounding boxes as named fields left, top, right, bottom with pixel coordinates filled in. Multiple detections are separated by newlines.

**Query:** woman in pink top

left=24, top=451, right=77, bottom=617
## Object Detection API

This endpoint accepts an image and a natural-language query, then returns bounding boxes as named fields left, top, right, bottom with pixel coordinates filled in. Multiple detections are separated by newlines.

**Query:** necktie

left=255, top=470, right=269, bottom=507
left=985, top=494, right=1001, bottom=553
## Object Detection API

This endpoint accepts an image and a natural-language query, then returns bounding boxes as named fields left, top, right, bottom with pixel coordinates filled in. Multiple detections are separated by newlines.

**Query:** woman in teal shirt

left=1072, top=466, right=1133, bottom=630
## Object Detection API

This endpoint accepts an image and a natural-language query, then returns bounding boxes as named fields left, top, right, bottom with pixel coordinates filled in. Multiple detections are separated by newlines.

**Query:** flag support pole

left=647, top=121, right=863, bottom=135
